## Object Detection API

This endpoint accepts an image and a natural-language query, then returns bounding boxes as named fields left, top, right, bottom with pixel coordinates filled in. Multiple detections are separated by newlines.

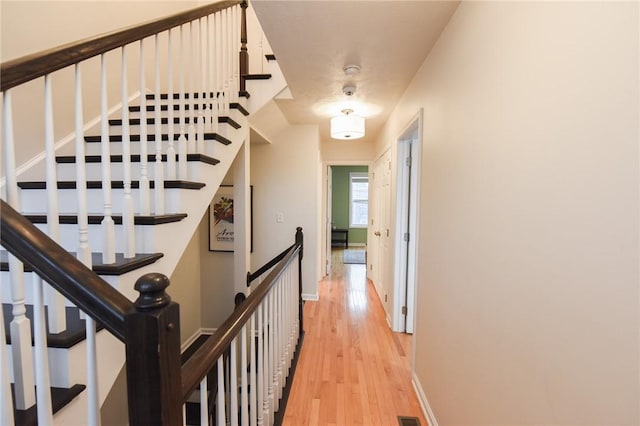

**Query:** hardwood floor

left=283, top=249, right=428, bottom=426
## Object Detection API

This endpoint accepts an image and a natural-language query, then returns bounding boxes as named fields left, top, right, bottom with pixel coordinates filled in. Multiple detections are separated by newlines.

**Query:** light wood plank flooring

left=283, top=249, right=427, bottom=426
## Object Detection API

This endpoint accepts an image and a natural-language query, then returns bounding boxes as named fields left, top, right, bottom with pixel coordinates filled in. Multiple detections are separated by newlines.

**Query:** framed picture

left=209, top=185, right=253, bottom=252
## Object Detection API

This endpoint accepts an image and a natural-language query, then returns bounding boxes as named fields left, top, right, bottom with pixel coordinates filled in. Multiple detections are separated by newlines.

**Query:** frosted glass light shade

left=330, top=114, right=365, bottom=140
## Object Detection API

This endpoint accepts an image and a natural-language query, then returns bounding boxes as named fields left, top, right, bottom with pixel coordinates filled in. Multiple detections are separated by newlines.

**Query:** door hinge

left=404, top=232, right=410, bottom=242
left=402, top=306, right=407, bottom=315
left=406, top=156, right=411, bottom=167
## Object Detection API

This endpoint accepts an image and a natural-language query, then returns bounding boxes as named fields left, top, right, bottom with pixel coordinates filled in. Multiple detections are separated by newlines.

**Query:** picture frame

left=209, top=185, right=253, bottom=252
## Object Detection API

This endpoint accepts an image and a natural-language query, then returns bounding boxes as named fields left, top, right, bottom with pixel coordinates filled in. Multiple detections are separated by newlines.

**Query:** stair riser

left=19, top=187, right=192, bottom=215
left=55, top=161, right=209, bottom=182
left=82, top=137, right=229, bottom=157
left=29, top=221, right=171, bottom=254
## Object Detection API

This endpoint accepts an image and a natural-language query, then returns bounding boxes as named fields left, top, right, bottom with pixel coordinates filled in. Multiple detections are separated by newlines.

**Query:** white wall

left=251, top=125, right=321, bottom=299
left=375, top=1, right=639, bottom=424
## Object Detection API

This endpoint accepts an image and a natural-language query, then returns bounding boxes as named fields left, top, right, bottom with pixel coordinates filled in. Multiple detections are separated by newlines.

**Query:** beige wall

left=320, top=136, right=376, bottom=162
left=251, top=125, right=321, bottom=299
left=375, top=1, right=639, bottom=424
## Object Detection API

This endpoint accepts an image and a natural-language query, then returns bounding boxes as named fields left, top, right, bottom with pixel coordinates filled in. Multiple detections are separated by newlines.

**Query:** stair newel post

left=187, top=21, right=197, bottom=155
left=177, top=25, right=188, bottom=180
left=154, top=34, right=166, bottom=214
left=196, top=18, right=206, bottom=154
left=167, top=29, right=177, bottom=180
left=295, top=227, right=304, bottom=335
left=100, top=54, right=117, bottom=264
left=121, top=47, right=136, bottom=258
left=139, top=39, right=151, bottom=215
left=1, top=89, right=34, bottom=413
left=44, top=74, right=67, bottom=333
left=125, top=273, right=182, bottom=425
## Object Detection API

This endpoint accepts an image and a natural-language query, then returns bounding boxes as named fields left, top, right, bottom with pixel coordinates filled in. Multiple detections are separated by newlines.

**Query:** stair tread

left=265, top=53, right=276, bottom=61
left=22, top=213, right=188, bottom=225
left=83, top=132, right=232, bottom=145
left=1, top=251, right=163, bottom=276
left=13, top=384, right=85, bottom=426
left=3, top=305, right=104, bottom=348
left=56, top=153, right=220, bottom=166
left=18, top=180, right=206, bottom=190
left=242, top=73, right=272, bottom=80
left=109, top=115, right=240, bottom=129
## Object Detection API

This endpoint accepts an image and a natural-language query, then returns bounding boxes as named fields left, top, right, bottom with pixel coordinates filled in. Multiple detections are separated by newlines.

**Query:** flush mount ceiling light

left=331, top=108, right=365, bottom=140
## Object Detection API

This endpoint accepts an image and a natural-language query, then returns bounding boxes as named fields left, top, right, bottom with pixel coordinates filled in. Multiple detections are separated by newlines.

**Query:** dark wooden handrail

left=181, top=242, right=301, bottom=400
left=0, top=200, right=133, bottom=340
left=0, top=0, right=241, bottom=92
left=246, top=242, right=295, bottom=285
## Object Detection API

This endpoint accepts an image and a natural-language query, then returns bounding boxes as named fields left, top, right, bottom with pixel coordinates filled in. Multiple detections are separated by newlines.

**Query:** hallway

left=283, top=249, right=428, bottom=426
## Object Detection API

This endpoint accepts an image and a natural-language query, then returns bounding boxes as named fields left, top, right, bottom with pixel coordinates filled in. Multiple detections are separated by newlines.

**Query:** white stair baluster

left=209, top=14, right=219, bottom=136
left=203, top=15, right=212, bottom=134
left=249, top=312, right=257, bottom=426
left=100, top=54, right=116, bottom=264
left=154, top=34, right=165, bottom=214
left=178, top=24, right=188, bottom=180
left=256, top=304, right=264, bottom=426
left=166, top=29, right=177, bottom=180
left=139, top=39, right=151, bottom=215
left=121, top=47, right=136, bottom=258
left=44, top=74, right=66, bottom=334
left=233, top=5, right=240, bottom=103
left=221, top=9, right=228, bottom=115
left=230, top=337, right=238, bottom=426
left=188, top=21, right=197, bottom=155
left=215, top=11, right=222, bottom=121
left=3, top=89, right=36, bottom=411
left=216, top=357, right=226, bottom=426
left=240, top=325, right=249, bottom=426
left=0, top=284, right=15, bottom=425
left=196, top=18, right=206, bottom=154
left=33, top=275, right=54, bottom=425
left=268, top=290, right=275, bottom=424
left=86, top=316, right=100, bottom=425
left=75, top=64, right=92, bottom=267
left=199, top=376, right=209, bottom=426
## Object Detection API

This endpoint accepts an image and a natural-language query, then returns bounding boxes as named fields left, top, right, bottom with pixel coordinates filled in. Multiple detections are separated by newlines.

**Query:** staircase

left=0, top=1, right=299, bottom=424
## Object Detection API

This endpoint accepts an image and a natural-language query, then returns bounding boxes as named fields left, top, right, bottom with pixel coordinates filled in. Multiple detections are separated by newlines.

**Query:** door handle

left=374, top=231, right=381, bottom=236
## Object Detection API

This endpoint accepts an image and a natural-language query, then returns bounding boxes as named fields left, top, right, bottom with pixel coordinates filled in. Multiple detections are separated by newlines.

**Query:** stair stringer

left=245, top=59, right=288, bottom=117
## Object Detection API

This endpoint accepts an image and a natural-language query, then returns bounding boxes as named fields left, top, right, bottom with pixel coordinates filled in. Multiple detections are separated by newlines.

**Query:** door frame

left=321, top=160, right=372, bottom=276
left=392, top=110, right=423, bottom=333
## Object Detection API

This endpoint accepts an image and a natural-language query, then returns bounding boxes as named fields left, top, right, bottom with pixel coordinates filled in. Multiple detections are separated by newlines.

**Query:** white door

left=371, top=149, right=392, bottom=309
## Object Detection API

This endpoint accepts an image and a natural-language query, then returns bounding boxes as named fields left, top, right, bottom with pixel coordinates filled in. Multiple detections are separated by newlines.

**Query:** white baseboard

left=412, top=372, right=438, bottom=426
left=302, top=293, right=319, bottom=301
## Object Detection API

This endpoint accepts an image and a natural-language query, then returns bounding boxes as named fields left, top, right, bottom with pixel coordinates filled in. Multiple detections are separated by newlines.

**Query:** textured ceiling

left=251, top=1, right=460, bottom=143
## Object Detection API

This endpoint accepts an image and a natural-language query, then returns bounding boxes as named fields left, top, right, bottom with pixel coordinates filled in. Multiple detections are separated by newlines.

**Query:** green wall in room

left=331, top=166, right=368, bottom=245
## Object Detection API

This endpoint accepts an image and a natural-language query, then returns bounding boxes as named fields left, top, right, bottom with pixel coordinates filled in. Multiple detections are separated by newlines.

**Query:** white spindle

left=43, top=74, right=67, bottom=333
left=121, top=47, right=136, bottom=258
left=178, top=25, right=188, bottom=180
left=75, top=64, right=92, bottom=267
left=167, top=29, right=177, bottom=179
left=196, top=19, right=206, bottom=154
left=240, top=325, right=249, bottom=426
left=203, top=15, right=212, bottom=133
left=230, top=337, right=238, bottom=426
left=86, top=317, right=100, bottom=425
left=188, top=22, right=197, bottom=154
left=269, top=290, right=276, bottom=424
left=154, top=34, right=165, bottom=214
left=199, top=376, right=208, bottom=426
left=209, top=14, right=219, bottom=135
left=100, top=54, right=116, bottom=264
left=215, top=11, right=222, bottom=109
left=216, top=357, right=226, bottom=425
left=33, top=276, right=54, bottom=425
left=249, top=313, right=257, bottom=426
left=0, top=284, right=14, bottom=425
left=221, top=9, right=229, bottom=115
left=257, top=304, right=264, bottom=426
left=139, top=39, right=151, bottom=215
left=275, top=283, right=283, bottom=407
left=233, top=5, right=240, bottom=102
left=3, top=90, right=35, bottom=410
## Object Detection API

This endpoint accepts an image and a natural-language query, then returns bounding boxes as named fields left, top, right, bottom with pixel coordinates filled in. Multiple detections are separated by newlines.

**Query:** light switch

left=276, top=212, right=284, bottom=223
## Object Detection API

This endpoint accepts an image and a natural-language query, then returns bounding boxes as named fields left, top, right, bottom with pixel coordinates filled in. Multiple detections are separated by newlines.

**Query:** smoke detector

left=342, top=85, right=356, bottom=96
left=343, top=64, right=361, bottom=76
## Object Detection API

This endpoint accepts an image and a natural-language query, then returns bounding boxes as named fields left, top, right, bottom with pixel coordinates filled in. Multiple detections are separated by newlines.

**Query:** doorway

left=392, top=111, right=422, bottom=333
left=322, top=162, right=371, bottom=277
